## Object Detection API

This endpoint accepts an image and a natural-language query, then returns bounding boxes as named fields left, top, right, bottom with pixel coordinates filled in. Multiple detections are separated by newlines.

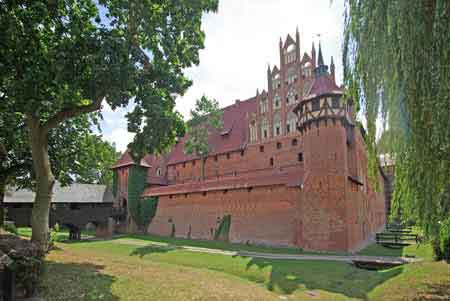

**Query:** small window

left=214, top=155, right=218, bottom=162
left=226, top=153, right=231, bottom=159
left=270, top=157, right=274, bottom=166
left=156, top=168, right=162, bottom=176
left=185, top=193, right=188, bottom=198
left=247, top=187, right=253, bottom=192
left=263, top=129, right=268, bottom=139
left=169, top=195, right=173, bottom=199
left=312, top=99, right=320, bottom=111
left=277, top=142, right=282, bottom=149
left=276, top=126, right=280, bottom=136
left=202, top=191, right=207, bottom=196
left=240, top=150, right=245, bottom=156
left=223, top=189, right=228, bottom=194
left=332, top=96, right=340, bottom=108
left=183, top=162, right=186, bottom=168
left=286, top=124, right=291, bottom=133
left=192, top=160, right=196, bottom=166
left=259, top=145, right=264, bottom=152
left=298, top=153, right=303, bottom=162
left=292, top=139, right=298, bottom=146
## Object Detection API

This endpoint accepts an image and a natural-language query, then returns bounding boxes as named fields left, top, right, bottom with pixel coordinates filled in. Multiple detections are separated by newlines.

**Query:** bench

left=376, top=232, right=419, bottom=247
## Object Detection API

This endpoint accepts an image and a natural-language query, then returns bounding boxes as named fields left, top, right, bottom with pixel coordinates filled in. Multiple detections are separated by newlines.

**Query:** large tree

left=0, top=0, right=218, bottom=250
left=184, top=96, right=223, bottom=181
left=343, top=0, right=450, bottom=258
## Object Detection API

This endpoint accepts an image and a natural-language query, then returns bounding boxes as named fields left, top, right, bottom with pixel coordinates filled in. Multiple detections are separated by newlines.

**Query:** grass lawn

left=18, top=227, right=95, bottom=242
left=34, top=232, right=450, bottom=301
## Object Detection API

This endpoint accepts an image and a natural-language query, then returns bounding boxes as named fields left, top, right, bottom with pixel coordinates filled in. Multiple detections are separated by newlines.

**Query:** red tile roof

left=142, top=169, right=303, bottom=197
left=303, top=74, right=342, bottom=101
left=111, top=151, right=151, bottom=169
left=166, top=97, right=257, bottom=165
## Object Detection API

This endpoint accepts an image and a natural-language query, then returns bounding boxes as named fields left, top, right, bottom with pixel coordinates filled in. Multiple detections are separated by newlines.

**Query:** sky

left=100, top=0, right=346, bottom=152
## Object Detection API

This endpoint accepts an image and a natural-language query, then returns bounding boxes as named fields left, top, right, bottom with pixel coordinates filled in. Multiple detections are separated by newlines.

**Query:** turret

left=330, top=56, right=335, bottom=83
left=311, top=42, right=316, bottom=68
left=295, top=27, right=301, bottom=62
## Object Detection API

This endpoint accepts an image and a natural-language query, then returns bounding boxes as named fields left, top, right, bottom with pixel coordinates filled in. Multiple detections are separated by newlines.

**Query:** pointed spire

left=317, top=42, right=324, bottom=66
left=256, top=88, right=260, bottom=96
left=311, top=42, right=316, bottom=67
left=330, top=56, right=336, bottom=83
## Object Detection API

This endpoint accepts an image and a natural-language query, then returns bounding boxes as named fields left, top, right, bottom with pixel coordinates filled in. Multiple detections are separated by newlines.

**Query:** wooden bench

left=376, top=232, right=419, bottom=248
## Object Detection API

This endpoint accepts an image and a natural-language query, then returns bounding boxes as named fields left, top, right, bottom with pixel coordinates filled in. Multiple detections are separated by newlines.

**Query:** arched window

left=286, top=111, right=297, bottom=134
left=260, top=97, right=268, bottom=114
left=273, top=95, right=281, bottom=110
left=156, top=168, right=162, bottom=176
left=286, top=88, right=296, bottom=105
left=273, top=113, right=281, bottom=137
left=261, top=118, right=269, bottom=140
left=249, top=120, right=257, bottom=143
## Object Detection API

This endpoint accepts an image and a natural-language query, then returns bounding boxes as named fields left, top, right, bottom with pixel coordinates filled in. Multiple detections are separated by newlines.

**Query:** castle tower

left=293, top=46, right=355, bottom=251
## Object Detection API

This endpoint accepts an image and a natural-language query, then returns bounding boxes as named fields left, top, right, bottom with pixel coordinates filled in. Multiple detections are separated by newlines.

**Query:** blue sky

left=99, top=0, right=346, bottom=152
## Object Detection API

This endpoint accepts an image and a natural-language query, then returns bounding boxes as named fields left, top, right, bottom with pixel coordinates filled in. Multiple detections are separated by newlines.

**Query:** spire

left=330, top=56, right=336, bottom=83
left=311, top=42, right=316, bottom=67
left=295, top=26, right=300, bottom=61
left=256, top=88, right=260, bottom=96
left=317, top=42, right=324, bottom=66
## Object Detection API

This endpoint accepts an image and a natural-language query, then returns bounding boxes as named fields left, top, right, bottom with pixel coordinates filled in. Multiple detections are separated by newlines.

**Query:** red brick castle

left=112, top=29, right=387, bottom=252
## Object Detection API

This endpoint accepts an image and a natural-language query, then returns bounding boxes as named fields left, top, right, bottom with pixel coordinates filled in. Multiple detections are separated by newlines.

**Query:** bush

left=0, top=233, right=45, bottom=297
left=2, top=221, right=18, bottom=235
left=214, top=215, right=231, bottom=241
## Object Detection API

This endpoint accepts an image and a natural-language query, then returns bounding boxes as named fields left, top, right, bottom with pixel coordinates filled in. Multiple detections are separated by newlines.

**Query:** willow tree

left=0, top=0, right=217, bottom=250
left=343, top=0, right=450, bottom=258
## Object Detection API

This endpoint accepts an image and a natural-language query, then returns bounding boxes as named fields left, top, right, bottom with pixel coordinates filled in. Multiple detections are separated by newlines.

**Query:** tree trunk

left=28, top=120, right=55, bottom=251
left=0, top=176, right=5, bottom=227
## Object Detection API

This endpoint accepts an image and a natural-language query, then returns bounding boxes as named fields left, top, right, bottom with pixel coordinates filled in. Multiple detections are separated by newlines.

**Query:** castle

left=112, top=29, right=387, bottom=252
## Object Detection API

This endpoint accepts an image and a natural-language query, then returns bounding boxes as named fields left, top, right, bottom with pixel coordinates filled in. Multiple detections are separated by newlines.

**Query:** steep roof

left=166, top=97, right=257, bottom=165
left=303, top=74, right=342, bottom=101
left=4, top=183, right=113, bottom=204
left=111, top=151, right=152, bottom=169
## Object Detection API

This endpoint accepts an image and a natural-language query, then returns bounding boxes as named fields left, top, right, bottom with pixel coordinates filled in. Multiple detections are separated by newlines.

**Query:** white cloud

left=103, top=128, right=135, bottom=152
left=100, top=0, right=346, bottom=151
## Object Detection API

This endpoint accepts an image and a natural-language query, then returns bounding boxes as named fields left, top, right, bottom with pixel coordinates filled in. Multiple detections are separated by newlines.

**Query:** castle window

left=273, top=95, right=281, bottom=110
left=156, top=168, right=162, bottom=176
left=312, top=99, right=320, bottom=111
left=249, top=121, right=257, bottom=143
left=259, top=145, right=264, bottom=152
left=169, top=195, right=173, bottom=199
left=261, top=118, right=269, bottom=140
left=260, top=98, right=268, bottom=114
left=286, top=88, right=296, bottom=105
left=240, top=150, right=245, bottom=156
left=332, top=96, right=340, bottom=108
left=273, top=113, right=281, bottom=137
left=298, top=153, right=303, bottom=162
left=292, top=139, right=298, bottom=146
left=223, top=189, right=228, bottom=194
left=202, top=191, right=207, bottom=196
left=270, top=157, right=274, bottom=166
left=247, top=187, right=253, bottom=192
left=287, top=111, right=297, bottom=134
left=226, top=153, right=231, bottom=159
left=214, top=155, right=218, bottom=162
left=192, top=160, right=196, bottom=166
left=276, top=142, right=282, bottom=149
left=182, top=162, right=186, bottom=168
left=185, top=193, right=188, bottom=198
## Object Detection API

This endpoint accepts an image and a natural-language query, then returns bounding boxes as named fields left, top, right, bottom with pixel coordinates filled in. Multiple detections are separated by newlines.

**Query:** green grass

left=18, top=227, right=95, bottom=242
left=36, top=234, right=450, bottom=301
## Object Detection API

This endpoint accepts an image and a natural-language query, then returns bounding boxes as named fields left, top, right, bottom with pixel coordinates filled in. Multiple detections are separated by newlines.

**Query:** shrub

left=170, top=223, right=176, bottom=238
left=2, top=221, right=18, bottom=235
left=214, top=215, right=231, bottom=241
left=0, top=233, right=45, bottom=297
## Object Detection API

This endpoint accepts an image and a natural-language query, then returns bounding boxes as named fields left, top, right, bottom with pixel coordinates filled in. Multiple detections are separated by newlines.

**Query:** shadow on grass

left=245, top=257, right=403, bottom=299
left=129, top=245, right=177, bottom=258
left=40, top=261, right=119, bottom=300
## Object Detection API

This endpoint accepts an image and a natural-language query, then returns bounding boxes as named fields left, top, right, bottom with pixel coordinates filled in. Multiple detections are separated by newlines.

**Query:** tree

left=184, top=96, right=223, bottom=181
left=72, top=135, right=119, bottom=185
left=1, top=0, right=217, bottom=250
left=343, top=0, right=450, bottom=258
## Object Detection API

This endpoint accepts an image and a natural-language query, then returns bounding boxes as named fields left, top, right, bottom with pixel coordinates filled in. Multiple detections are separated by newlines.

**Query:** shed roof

left=4, top=182, right=113, bottom=204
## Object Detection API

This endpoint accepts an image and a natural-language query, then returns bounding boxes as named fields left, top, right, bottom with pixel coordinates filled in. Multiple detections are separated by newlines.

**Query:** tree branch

left=43, top=96, right=104, bottom=132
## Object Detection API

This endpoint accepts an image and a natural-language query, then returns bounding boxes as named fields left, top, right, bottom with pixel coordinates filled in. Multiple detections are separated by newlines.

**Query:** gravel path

left=113, top=238, right=421, bottom=264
